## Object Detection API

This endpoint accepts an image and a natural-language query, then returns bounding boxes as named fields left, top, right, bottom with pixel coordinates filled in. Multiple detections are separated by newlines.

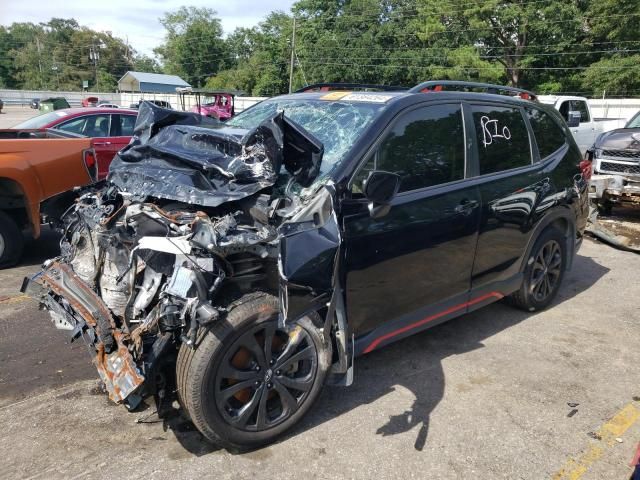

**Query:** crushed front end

left=22, top=101, right=345, bottom=410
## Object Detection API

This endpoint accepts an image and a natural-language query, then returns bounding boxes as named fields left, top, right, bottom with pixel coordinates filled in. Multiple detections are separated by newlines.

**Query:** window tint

left=471, top=105, right=531, bottom=175
left=526, top=107, right=566, bottom=159
left=374, top=104, right=465, bottom=192
left=57, top=115, right=110, bottom=137
left=119, top=115, right=136, bottom=136
left=56, top=116, right=87, bottom=134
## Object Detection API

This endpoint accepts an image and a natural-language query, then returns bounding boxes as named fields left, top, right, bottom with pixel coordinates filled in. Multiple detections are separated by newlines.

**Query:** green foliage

left=154, top=6, right=226, bottom=87
left=0, top=2, right=638, bottom=96
left=1, top=18, right=137, bottom=91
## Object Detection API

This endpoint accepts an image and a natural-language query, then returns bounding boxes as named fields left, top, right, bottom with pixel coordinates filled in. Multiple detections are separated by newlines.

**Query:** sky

left=0, top=0, right=297, bottom=56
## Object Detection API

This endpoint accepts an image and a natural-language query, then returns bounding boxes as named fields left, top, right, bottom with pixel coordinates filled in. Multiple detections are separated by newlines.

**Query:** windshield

left=228, top=98, right=386, bottom=176
left=626, top=111, right=640, bottom=129
left=12, top=110, right=70, bottom=129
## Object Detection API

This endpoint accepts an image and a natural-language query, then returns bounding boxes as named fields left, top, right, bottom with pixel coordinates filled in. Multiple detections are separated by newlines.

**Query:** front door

left=342, top=103, right=481, bottom=352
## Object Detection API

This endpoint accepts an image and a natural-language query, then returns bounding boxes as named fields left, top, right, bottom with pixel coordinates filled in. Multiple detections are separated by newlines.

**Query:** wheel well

left=549, top=217, right=569, bottom=237
left=0, top=177, right=29, bottom=231
left=546, top=215, right=576, bottom=269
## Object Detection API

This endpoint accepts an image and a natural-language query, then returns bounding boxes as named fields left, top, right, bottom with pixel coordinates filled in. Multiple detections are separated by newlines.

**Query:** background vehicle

left=177, top=87, right=235, bottom=120
left=82, top=96, right=99, bottom=107
left=0, top=98, right=3, bottom=113
left=39, top=97, right=70, bottom=112
left=129, top=99, right=172, bottom=110
left=0, top=130, right=101, bottom=266
left=97, top=102, right=119, bottom=108
left=539, top=95, right=627, bottom=154
left=10, top=107, right=136, bottom=177
left=23, top=82, right=589, bottom=450
left=30, top=98, right=40, bottom=109
left=587, top=110, right=640, bottom=214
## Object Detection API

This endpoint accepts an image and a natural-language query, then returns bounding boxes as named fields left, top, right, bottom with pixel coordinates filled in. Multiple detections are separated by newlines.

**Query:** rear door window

left=116, top=115, right=136, bottom=136
left=471, top=105, right=532, bottom=175
left=525, top=107, right=566, bottom=159
left=371, top=103, right=465, bottom=192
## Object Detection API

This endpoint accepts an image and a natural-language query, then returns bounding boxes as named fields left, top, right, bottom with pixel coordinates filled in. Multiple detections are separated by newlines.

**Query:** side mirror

left=567, top=111, right=581, bottom=128
left=364, top=171, right=401, bottom=218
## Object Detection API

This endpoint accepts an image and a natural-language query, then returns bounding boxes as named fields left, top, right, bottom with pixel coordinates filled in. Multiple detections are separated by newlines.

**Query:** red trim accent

left=362, top=292, right=504, bottom=354
left=630, top=442, right=640, bottom=467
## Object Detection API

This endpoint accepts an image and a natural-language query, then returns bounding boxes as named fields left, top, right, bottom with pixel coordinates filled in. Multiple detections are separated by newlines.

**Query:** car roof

left=271, top=90, right=537, bottom=109
left=55, top=107, right=137, bottom=115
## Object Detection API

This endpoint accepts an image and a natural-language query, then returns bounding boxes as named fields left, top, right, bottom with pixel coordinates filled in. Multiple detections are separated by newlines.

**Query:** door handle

left=93, top=141, right=111, bottom=146
left=454, top=199, right=478, bottom=214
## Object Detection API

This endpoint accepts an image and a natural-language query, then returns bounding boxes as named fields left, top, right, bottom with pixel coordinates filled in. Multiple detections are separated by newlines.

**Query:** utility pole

left=288, top=17, right=296, bottom=94
left=89, top=40, right=100, bottom=92
left=36, top=37, right=44, bottom=89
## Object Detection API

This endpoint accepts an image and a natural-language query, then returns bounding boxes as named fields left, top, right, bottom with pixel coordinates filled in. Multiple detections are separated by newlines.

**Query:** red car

left=11, top=107, right=137, bottom=179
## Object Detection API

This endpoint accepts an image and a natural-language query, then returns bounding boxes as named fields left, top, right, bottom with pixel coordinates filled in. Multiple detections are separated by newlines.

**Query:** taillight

left=579, top=159, right=592, bottom=181
left=83, top=148, right=98, bottom=182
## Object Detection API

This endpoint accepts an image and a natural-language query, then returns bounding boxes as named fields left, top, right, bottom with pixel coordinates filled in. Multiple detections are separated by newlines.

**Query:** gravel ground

left=1, top=236, right=639, bottom=480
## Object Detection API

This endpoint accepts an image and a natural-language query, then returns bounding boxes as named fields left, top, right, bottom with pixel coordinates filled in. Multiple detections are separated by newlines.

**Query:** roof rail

left=409, top=81, right=538, bottom=101
left=295, top=83, right=407, bottom=93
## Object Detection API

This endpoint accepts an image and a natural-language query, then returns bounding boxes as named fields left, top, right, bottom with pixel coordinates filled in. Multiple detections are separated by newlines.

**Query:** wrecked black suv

left=23, top=81, right=589, bottom=449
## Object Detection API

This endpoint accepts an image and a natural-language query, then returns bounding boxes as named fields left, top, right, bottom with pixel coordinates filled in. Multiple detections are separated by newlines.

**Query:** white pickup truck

left=538, top=95, right=627, bottom=154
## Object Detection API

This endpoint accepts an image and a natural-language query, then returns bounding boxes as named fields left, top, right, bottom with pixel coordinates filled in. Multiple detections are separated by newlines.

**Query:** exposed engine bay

left=22, top=102, right=346, bottom=410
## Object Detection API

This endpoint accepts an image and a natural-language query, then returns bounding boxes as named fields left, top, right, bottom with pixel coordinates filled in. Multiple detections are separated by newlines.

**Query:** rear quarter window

left=471, top=105, right=532, bottom=175
left=525, top=108, right=566, bottom=159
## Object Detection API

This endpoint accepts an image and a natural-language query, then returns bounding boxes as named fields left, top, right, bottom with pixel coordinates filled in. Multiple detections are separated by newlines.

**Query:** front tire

left=0, top=210, right=23, bottom=268
left=176, top=292, right=331, bottom=450
left=508, top=227, right=566, bottom=312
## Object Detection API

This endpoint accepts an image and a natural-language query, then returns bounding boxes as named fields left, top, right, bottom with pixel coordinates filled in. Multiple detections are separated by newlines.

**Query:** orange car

left=0, top=130, right=99, bottom=267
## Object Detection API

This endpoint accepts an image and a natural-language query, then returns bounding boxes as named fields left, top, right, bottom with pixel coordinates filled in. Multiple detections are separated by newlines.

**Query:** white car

left=96, top=103, right=120, bottom=109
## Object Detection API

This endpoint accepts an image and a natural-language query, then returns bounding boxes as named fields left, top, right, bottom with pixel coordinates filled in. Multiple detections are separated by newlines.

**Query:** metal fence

left=0, top=89, right=267, bottom=113
left=1, top=88, right=638, bottom=119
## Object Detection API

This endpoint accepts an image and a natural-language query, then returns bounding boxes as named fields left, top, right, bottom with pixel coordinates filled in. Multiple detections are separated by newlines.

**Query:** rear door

left=466, top=102, right=545, bottom=292
left=93, top=114, right=136, bottom=179
left=342, top=102, right=481, bottom=350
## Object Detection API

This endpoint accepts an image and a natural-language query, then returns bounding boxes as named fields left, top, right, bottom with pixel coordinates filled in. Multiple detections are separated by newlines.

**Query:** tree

left=580, top=0, right=640, bottom=96
left=154, top=6, right=226, bottom=87
left=413, top=0, right=587, bottom=89
left=206, top=12, right=294, bottom=95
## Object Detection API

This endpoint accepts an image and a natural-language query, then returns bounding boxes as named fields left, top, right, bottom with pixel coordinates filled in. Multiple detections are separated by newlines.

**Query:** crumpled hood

left=594, top=128, right=640, bottom=151
left=108, top=101, right=324, bottom=207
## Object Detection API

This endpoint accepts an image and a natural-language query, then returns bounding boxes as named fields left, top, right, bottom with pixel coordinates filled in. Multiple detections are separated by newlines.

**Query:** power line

left=295, top=59, right=640, bottom=71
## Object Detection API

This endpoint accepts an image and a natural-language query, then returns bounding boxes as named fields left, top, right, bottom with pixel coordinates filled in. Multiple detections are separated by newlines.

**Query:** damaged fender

left=278, top=185, right=353, bottom=382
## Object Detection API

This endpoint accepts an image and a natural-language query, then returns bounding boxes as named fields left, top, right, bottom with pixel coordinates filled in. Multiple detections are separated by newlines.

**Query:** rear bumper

left=21, top=261, right=144, bottom=403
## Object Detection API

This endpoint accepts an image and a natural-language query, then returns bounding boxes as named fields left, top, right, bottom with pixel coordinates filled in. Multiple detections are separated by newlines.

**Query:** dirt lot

left=1, top=107, right=640, bottom=479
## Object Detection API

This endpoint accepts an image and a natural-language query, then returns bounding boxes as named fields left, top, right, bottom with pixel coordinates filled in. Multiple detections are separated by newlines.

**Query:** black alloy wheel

left=507, top=227, right=566, bottom=312
left=214, top=321, right=318, bottom=431
left=176, top=292, right=330, bottom=449
left=529, top=239, right=562, bottom=303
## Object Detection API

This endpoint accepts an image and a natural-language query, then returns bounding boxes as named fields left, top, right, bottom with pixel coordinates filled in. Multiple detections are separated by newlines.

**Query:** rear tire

left=508, top=227, right=566, bottom=312
left=176, top=292, right=331, bottom=450
left=0, top=210, right=23, bottom=268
